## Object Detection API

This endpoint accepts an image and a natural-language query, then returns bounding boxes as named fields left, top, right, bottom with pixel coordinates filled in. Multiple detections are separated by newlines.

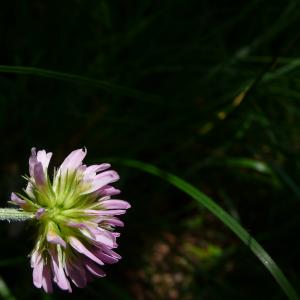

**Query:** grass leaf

left=0, top=65, right=161, bottom=102
left=112, top=158, right=299, bottom=300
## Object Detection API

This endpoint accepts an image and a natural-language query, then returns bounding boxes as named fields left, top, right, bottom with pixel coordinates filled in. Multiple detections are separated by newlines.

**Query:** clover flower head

left=11, top=148, right=130, bottom=293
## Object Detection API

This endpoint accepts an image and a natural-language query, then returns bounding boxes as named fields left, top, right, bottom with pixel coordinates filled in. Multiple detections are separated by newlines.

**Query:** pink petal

left=94, top=164, right=111, bottom=172
left=36, top=150, right=52, bottom=171
left=67, top=221, right=98, bottom=233
left=96, top=252, right=120, bottom=264
left=97, top=185, right=121, bottom=196
left=34, top=162, right=46, bottom=185
left=101, top=200, right=131, bottom=209
left=77, top=164, right=87, bottom=173
left=26, top=182, right=34, bottom=197
left=67, top=221, right=89, bottom=229
left=102, top=247, right=121, bottom=259
left=83, top=164, right=111, bottom=181
left=111, top=232, right=121, bottom=237
left=47, top=231, right=67, bottom=248
left=29, top=148, right=38, bottom=177
left=32, top=254, right=43, bottom=288
left=10, top=192, right=26, bottom=207
left=35, top=208, right=46, bottom=220
left=84, top=259, right=106, bottom=278
left=76, top=224, right=116, bottom=248
left=42, top=264, right=53, bottom=293
left=85, top=227, right=116, bottom=248
left=48, top=247, right=72, bottom=292
left=105, top=217, right=124, bottom=227
left=59, top=148, right=87, bottom=174
left=82, top=171, right=120, bottom=194
left=29, top=148, right=51, bottom=185
left=31, top=248, right=39, bottom=268
left=69, top=237, right=104, bottom=266
left=65, top=260, right=87, bottom=288
left=84, top=209, right=126, bottom=216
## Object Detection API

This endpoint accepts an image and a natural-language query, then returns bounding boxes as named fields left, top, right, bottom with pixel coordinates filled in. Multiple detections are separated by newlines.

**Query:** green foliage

left=112, top=158, right=299, bottom=300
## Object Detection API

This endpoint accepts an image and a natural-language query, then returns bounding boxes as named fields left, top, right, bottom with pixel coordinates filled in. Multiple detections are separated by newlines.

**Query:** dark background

left=0, top=1, right=300, bottom=299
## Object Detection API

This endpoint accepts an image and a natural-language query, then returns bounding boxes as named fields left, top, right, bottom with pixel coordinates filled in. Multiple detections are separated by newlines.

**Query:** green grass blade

left=0, top=277, right=16, bottom=300
left=262, top=58, right=300, bottom=82
left=0, top=65, right=161, bottom=102
left=221, top=158, right=273, bottom=174
left=112, top=158, right=299, bottom=300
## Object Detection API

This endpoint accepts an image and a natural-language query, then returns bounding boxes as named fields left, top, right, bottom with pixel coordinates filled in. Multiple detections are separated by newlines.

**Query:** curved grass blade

left=0, top=65, right=161, bottom=102
left=0, top=277, right=16, bottom=300
left=221, top=158, right=273, bottom=174
left=111, top=158, right=299, bottom=300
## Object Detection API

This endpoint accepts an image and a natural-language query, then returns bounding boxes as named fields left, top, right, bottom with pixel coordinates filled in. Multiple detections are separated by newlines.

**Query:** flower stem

left=0, top=208, right=34, bottom=222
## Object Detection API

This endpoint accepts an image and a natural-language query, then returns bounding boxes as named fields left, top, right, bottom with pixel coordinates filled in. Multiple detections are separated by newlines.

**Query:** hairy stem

left=0, top=208, right=33, bottom=222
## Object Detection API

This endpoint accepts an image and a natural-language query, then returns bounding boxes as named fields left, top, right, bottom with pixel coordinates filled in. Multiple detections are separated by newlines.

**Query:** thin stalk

left=0, top=65, right=161, bottom=102
left=0, top=208, right=33, bottom=222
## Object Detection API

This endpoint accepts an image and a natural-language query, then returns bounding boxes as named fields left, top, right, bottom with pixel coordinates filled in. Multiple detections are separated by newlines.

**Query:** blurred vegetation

left=0, top=0, right=300, bottom=299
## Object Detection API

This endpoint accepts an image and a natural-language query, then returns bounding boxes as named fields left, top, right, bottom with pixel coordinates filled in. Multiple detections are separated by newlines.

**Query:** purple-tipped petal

left=48, top=247, right=72, bottom=292
left=83, top=171, right=120, bottom=194
left=69, top=237, right=104, bottom=266
left=103, top=247, right=122, bottom=259
left=85, top=227, right=116, bottom=248
left=67, top=221, right=98, bottom=232
left=29, top=148, right=51, bottom=185
left=32, top=254, right=43, bottom=288
left=101, top=200, right=131, bottom=209
left=47, top=231, right=67, bottom=248
left=25, top=182, right=34, bottom=197
left=84, top=259, right=106, bottom=278
left=111, top=232, right=121, bottom=238
left=31, top=248, right=39, bottom=268
left=77, top=164, right=87, bottom=173
left=83, top=164, right=111, bottom=181
left=29, top=148, right=38, bottom=177
left=67, top=221, right=87, bottom=228
left=97, top=185, right=121, bottom=196
left=59, top=148, right=87, bottom=174
left=35, top=208, right=46, bottom=220
left=105, top=217, right=124, bottom=227
left=78, top=224, right=115, bottom=246
left=84, top=209, right=126, bottom=216
left=42, top=264, right=53, bottom=293
left=66, top=260, right=87, bottom=288
left=96, top=252, right=120, bottom=264
left=10, top=192, right=26, bottom=207
left=34, top=162, right=46, bottom=185
left=95, top=164, right=111, bottom=172
left=36, top=150, right=52, bottom=171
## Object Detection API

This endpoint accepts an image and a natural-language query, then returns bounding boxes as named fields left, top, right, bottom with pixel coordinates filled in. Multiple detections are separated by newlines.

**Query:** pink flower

left=11, top=148, right=130, bottom=293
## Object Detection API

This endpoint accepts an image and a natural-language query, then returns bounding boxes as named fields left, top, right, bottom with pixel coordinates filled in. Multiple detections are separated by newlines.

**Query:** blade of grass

left=0, top=65, right=161, bottom=102
left=0, top=277, right=16, bottom=300
left=111, top=158, right=299, bottom=300
left=221, top=158, right=273, bottom=174
left=262, top=58, right=300, bottom=82
left=270, top=163, right=300, bottom=199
